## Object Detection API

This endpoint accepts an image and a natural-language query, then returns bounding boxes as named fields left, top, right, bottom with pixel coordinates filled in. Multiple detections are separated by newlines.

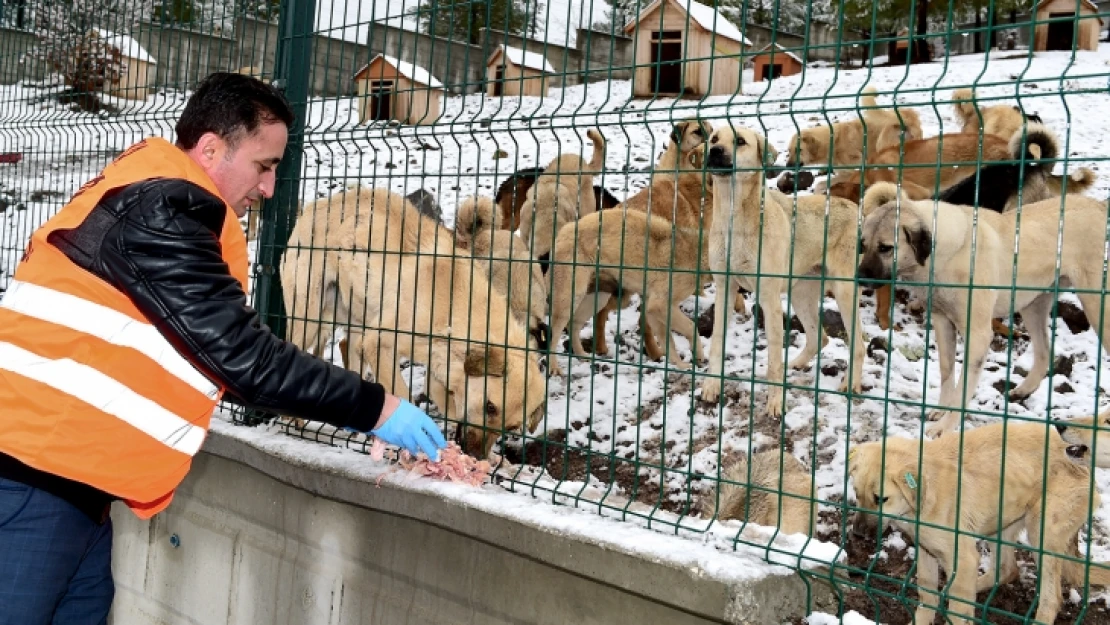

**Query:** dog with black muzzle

left=700, top=124, right=866, bottom=417
left=857, top=182, right=1110, bottom=438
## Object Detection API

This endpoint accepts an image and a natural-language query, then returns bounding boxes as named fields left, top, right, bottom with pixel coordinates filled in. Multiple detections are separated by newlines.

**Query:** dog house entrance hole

left=493, top=66, right=504, bottom=96
left=650, top=30, right=683, bottom=94
left=1047, top=12, right=1076, bottom=50
left=368, top=80, right=393, bottom=121
left=760, top=63, right=782, bottom=81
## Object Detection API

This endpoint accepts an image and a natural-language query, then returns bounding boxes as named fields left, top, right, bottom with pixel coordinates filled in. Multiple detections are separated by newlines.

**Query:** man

left=0, top=72, right=446, bottom=624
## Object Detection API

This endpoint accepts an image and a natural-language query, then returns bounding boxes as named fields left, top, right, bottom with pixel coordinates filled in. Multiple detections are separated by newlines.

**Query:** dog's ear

left=761, top=136, right=779, bottom=168
left=464, top=346, right=507, bottom=377
left=670, top=121, right=688, bottom=146
left=890, top=462, right=925, bottom=513
left=903, top=225, right=933, bottom=266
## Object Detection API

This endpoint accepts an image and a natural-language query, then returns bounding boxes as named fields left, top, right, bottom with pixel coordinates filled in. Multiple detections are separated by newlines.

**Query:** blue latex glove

left=371, top=400, right=448, bottom=460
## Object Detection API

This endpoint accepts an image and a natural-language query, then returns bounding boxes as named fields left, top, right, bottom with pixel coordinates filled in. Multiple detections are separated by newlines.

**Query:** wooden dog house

left=93, top=28, right=157, bottom=100
left=623, top=0, right=751, bottom=97
left=353, top=54, right=444, bottom=126
left=485, top=44, right=555, bottom=97
left=1033, top=0, right=1103, bottom=51
left=751, top=42, right=803, bottom=81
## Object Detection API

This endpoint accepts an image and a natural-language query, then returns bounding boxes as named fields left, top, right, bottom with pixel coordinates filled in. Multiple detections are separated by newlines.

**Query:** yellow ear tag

left=904, top=473, right=918, bottom=490
left=847, top=448, right=857, bottom=463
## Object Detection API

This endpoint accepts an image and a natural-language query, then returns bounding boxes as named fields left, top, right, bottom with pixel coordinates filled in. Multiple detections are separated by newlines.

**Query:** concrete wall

left=133, top=20, right=239, bottom=90
left=0, top=26, right=45, bottom=85
left=108, top=426, right=836, bottom=625
left=577, top=28, right=634, bottom=82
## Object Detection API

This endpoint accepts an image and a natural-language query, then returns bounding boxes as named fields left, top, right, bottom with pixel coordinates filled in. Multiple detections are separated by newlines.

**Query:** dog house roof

left=489, top=44, right=555, bottom=74
left=353, top=53, right=444, bottom=89
left=93, top=29, right=157, bottom=64
left=624, top=0, right=752, bottom=47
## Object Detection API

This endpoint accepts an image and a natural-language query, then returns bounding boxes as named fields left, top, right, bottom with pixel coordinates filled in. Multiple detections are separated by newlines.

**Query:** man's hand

left=371, top=395, right=448, bottom=460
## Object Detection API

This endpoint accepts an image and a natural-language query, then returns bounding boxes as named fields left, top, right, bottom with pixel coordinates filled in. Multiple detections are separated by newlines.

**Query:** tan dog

left=952, top=87, right=1041, bottom=143
left=545, top=208, right=708, bottom=376
left=827, top=132, right=1013, bottom=204
left=1056, top=409, right=1110, bottom=468
left=701, top=124, right=866, bottom=417
left=857, top=183, right=1110, bottom=437
left=454, top=195, right=549, bottom=350
left=517, top=129, right=607, bottom=266
left=280, top=186, right=546, bottom=457
left=699, top=450, right=816, bottom=536
left=589, top=118, right=726, bottom=361
left=870, top=125, right=1097, bottom=332
left=849, top=422, right=1110, bottom=625
left=784, top=85, right=924, bottom=176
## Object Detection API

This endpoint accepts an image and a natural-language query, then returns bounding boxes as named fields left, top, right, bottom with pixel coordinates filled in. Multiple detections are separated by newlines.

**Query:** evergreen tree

left=419, top=0, right=531, bottom=44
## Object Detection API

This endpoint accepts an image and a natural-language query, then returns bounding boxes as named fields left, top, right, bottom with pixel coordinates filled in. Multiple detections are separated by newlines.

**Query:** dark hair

left=175, top=72, right=295, bottom=150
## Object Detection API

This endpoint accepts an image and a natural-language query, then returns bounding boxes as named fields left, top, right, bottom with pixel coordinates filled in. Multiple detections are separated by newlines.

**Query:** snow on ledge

left=207, top=411, right=844, bottom=585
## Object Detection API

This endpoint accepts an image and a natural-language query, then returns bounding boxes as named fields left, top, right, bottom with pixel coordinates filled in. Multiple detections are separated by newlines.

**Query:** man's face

left=201, top=121, right=287, bottom=217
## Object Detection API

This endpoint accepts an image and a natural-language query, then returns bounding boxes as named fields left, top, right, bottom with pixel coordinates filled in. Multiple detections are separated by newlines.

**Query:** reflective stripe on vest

left=0, top=137, right=249, bottom=519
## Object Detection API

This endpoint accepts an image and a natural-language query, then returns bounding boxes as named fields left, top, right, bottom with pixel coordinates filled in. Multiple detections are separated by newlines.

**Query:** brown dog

left=545, top=207, right=710, bottom=377
left=280, top=186, right=547, bottom=457
left=589, top=118, right=726, bottom=360
left=784, top=85, right=924, bottom=177
left=828, top=132, right=1013, bottom=204
left=454, top=195, right=549, bottom=350
left=699, top=450, right=816, bottom=536
left=849, top=422, right=1110, bottom=625
left=517, top=129, right=607, bottom=265
left=951, top=87, right=1043, bottom=144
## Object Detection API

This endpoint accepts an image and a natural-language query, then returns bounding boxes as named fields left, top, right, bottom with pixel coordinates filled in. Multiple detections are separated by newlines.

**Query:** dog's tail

left=951, top=87, right=977, bottom=127
left=1048, top=166, right=1098, bottom=197
left=1009, top=122, right=1059, bottom=163
left=862, top=181, right=905, bottom=216
left=1064, top=558, right=1110, bottom=589
left=586, top=128, right=607, bottom=173
left=859, top=84, right=879, bottom=111
left=454, top=195, right=501, bottom=248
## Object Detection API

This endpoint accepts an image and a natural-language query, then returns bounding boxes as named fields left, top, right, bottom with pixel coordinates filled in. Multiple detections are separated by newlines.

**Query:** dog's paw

left=765, top=390, right=785, bottom=418
left=700, top=378, right=723, bottom=404
left=924, top=410, right=960, bottom=438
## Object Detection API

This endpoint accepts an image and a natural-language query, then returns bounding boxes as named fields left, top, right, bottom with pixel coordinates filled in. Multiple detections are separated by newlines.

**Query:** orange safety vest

left=0, top=137, right=249, bottom=519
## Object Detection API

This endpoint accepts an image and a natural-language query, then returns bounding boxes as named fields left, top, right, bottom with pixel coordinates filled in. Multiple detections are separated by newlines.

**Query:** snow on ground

left=4, top=44, right=1110, bottom=618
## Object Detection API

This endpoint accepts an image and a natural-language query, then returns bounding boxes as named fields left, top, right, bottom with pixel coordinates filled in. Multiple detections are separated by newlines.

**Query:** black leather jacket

left=46, top=177, right=387, bottom=431
left=0, top=176, right=388, bottom=524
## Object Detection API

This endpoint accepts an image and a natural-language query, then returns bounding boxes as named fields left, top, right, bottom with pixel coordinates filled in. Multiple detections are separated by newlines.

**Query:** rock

left=776, top=170, right=815, bottom=193
left=867, top=336, right=889, bottom=359
left=1053, top=354, right=1075, bottom=379
left=821, top=360, right=846, bottom=377
left=494, top=149, right=509, bottom=159
left=1054, top=301, right=1090, bottom=334
left=698, top=304, right=715, bottom=338
left=821, top=309, right=847, bottom=340
left=1055, top=381, right=1075, bottom=393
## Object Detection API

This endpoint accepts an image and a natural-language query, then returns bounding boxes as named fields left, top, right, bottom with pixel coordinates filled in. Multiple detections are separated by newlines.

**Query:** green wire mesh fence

left=4, top=0, right=1110, bottom=622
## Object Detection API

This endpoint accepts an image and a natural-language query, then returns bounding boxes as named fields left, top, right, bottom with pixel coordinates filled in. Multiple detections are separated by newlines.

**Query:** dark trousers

left=0, top=477, right=114, bottom=625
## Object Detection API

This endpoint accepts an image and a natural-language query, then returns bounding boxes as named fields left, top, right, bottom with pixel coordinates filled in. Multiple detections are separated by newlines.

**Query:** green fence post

left=254, top=0, right=315, bottom=338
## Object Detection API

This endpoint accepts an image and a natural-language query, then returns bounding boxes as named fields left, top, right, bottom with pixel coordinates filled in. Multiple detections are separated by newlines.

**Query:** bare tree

left=27, top=0, right=152, bottom=112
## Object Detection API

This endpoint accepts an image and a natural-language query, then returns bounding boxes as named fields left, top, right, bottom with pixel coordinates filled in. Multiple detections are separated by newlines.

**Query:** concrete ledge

left=108, top=416, right=839, bottom=625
